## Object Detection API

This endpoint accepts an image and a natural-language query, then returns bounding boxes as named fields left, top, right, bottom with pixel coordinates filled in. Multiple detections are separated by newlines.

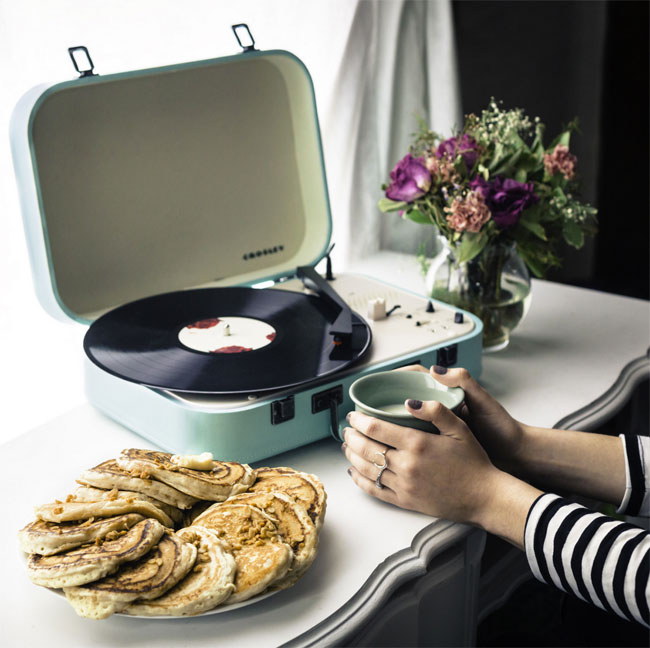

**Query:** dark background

left=454, top=6, right=649, bottom=644
left=453, top=0, right=649, bottom=300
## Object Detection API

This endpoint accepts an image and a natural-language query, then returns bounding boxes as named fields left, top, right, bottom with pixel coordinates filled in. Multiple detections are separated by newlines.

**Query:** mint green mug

left=349, top=370, right=465, bottom=433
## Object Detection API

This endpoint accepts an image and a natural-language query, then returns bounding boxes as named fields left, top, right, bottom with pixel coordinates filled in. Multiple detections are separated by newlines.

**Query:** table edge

left=281, top=521, right=482, bottom=647
left=554, top=351, right=650, bottom=430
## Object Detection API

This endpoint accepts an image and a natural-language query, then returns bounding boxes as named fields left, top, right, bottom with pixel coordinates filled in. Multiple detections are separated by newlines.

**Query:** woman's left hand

left=343, top=399, right=503, bottom=525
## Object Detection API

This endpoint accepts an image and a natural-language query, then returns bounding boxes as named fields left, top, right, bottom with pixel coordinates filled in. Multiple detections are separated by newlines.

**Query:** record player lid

left=11, top=47, right=331, bottom=323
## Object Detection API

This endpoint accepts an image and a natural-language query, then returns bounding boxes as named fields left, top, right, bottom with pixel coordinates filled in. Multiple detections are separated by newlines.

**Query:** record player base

left=84, top=339, right=481, bottom=464
left=83, top=273, right=483, bottom=463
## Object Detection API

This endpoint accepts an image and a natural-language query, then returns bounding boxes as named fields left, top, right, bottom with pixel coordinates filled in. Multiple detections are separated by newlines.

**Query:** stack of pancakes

left=19, top=449, right=326, bottom=619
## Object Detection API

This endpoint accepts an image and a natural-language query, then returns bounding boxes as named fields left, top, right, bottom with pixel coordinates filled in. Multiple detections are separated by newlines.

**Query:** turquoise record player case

left=10, top=28, right=482, bottom=463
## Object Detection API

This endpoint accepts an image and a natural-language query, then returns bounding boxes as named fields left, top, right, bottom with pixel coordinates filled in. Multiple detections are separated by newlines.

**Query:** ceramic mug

left=349, top=370, right=465, bottom=433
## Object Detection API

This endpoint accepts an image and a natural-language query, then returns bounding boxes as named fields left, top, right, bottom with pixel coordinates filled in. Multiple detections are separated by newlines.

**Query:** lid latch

left=231, top=24, right=258, bottom=52
left=68, top=46, right=97, bottom=78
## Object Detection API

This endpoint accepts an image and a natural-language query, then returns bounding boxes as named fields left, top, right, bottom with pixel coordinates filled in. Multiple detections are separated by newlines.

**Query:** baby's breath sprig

left=410, top=116, right=442, bottom=157
left=468, top=98, right=534, bottom=147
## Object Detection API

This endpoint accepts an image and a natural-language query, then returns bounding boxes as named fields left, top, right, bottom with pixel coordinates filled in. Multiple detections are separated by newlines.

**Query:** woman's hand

left=343, top=397, right=543, bottom=548
left=394, top=365, right=626, bottom=508
left=343, top=399, right=501, bottom=525
left=397, top=364, right=527, bottom=475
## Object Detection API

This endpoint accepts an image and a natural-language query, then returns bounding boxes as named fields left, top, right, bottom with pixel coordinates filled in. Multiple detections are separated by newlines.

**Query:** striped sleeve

left=525, top=493, right=650, bottom=628
left=617, top=435, right=650, bottom=517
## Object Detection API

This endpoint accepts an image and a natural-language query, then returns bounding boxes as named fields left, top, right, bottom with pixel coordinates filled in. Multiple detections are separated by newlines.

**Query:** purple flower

left=470, top=175, right=538, bottom=228
left=435, top=134, right=480, bottom=172
left=386, top=154, right=431, bottom=202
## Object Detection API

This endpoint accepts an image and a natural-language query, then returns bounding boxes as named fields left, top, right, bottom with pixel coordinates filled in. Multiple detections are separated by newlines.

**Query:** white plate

left=22, top=553, right=279, bottom=618
left=124, top=589, right=279, bottom=618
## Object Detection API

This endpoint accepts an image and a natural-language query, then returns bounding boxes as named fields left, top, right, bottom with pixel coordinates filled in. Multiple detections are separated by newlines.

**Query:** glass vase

left=425, top=235, right=532, bottom=351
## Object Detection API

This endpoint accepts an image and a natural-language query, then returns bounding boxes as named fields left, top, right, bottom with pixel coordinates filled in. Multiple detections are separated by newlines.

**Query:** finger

left=429, top=366, right=490, bottom=407
left=347, top=466, right=399, bottom=505
left=343, top=442, right=398, bottom=491
left=342, top=426, right=392, bottom=465
left=456, top=402, right=471, bottom=424
left=393, top=363, right=429, bottom=374
left=346, top=411, right=414, bottom=450
left=404, top=398, right=469, bottom=440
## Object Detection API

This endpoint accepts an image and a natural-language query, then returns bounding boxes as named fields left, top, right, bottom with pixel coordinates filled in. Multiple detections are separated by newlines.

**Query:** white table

left=2, top=258, right=649, bottom=647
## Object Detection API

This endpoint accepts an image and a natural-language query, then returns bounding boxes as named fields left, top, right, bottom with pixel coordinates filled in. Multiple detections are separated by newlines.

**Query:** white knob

left=367, top=298, right=387, bottom=321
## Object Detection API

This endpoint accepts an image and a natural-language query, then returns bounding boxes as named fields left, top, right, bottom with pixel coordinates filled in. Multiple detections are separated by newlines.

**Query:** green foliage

left=457, top=230, right=489, bottom=263
left=518, top=209, right=547, bottom=241
left=516, top=237, right=562, bottom=278
left=404, top=208, right=434, bottom=225
left=562, top=219, right=585, bottom=248
left=377, top=197, right=407, bottom=213
left=416, top=239, right=432, bottom=276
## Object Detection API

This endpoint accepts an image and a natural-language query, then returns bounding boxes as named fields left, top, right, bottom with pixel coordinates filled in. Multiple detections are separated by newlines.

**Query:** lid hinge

left=231, top=24, right=258, bottom=52
left=68, top=46, right=97, bottom=78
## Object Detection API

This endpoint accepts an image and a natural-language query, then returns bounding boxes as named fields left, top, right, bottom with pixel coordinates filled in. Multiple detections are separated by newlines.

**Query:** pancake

left=77, top=459, right=198, bottom=509
left=19, top=513, right=144, bottom=556
left=72, top=486, right=183, bottom=525
left=35, top=496, right=174, bottom=528
left=225, top=491, right=317, bottom=588
left=249, top=467, right=327, bottom=530
left=64, top=530, right=197, bottom=619
left=124, top=526, right=236, bottom=616
left=193, top=503, right=293, bottom=603
left=228, top=543, right=292, bottom=604
left=181, top=500, right=213, bottom=528
left=116, top=449, right=256, bottom=500
left=26, top=518, right=164, bottom=589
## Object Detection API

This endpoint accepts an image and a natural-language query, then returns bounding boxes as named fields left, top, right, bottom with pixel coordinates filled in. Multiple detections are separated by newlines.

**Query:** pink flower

left=543, top=144, right=577, bottom=181
left=425, top=155, right=459, bottom=184
left=444, top=191, right=491, bottom=233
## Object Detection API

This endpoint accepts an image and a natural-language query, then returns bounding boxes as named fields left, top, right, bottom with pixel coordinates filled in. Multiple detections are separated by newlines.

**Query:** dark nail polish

left=407, top=399, right=423, bottom=410
left=433, top=365, right=448, bottom=375
left=347, top=468, right=352, bottom=477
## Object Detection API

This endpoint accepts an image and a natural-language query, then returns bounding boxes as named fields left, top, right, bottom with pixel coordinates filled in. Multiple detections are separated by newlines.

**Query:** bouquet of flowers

left=379, top=99, right=597, bottom=278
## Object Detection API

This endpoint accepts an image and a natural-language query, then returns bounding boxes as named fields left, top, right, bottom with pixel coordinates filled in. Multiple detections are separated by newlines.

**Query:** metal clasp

left=68, top=46, right=97, bottom=78
left=231, top=24, right=258, bottom=52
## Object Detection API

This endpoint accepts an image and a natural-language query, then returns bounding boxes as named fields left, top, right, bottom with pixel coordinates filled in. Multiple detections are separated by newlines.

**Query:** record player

left=10, top=26, right=482, bottom=463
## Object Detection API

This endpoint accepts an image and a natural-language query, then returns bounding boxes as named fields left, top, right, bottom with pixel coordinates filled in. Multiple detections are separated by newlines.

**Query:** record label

left=178, top=317, right=276, bottom=354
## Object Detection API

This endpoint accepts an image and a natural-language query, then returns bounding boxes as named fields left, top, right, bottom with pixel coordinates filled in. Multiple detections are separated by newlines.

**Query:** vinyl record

left=83, top=287, right=372, bottom=394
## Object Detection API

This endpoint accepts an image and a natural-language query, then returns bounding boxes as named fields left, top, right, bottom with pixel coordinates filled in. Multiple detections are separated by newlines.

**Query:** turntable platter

left=83, top=287, right=372, bottom=394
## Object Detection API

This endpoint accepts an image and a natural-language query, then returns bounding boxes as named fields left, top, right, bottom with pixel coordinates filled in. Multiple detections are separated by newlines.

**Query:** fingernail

left=341, top=442, right=347, bottom=453
left=346, top=412, right=352, bottom=422
left=433, top=365, right=448, bottom=375
left=407, top=399, right=422, bottom=410
left=347, top=468, right=352, bottom=477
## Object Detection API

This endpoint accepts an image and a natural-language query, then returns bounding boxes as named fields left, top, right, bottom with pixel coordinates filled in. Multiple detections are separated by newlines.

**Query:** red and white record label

left=178, top=317, right=276, bottom=354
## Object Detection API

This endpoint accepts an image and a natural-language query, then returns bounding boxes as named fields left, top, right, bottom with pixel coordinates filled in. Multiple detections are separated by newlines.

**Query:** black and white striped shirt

left=524, top=435, right=649, bottom=628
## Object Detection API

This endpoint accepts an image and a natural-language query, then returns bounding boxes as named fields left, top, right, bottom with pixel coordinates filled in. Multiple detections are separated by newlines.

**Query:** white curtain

left=322, top=0, right=461, bottom=268
left=0, top=0, right=459, bottom=443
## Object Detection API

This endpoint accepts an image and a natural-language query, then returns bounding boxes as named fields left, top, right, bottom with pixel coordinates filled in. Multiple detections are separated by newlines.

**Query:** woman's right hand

left=397, top=364, right=527, bottom=474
